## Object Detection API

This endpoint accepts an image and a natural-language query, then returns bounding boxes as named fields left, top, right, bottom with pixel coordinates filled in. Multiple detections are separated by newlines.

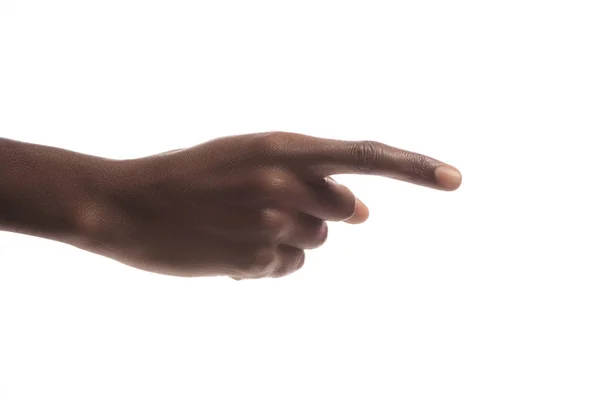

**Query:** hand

left=77, top=132, right=461, bottom=279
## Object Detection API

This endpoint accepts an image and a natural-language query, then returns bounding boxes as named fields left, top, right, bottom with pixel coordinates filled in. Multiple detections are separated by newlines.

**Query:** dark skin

left=0, top=132, right=461, bottom=279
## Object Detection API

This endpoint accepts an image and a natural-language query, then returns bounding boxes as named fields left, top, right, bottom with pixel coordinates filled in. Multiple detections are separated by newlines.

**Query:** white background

left=1, top=1, right=599, bottom=399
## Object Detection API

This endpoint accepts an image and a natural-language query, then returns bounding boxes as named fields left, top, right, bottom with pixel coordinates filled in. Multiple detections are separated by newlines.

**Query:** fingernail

left=434, top=165, right=462, bottom=190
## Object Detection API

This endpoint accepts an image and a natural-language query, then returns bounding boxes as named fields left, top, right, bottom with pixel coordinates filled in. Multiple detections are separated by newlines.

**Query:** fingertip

left=345, top=197, right=369, bottom=224
left=434, top=165, right=462, bottom=191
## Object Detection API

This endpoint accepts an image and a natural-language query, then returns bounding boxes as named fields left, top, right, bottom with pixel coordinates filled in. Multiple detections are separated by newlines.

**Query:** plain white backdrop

left=1, top=1, right=599, bottom=399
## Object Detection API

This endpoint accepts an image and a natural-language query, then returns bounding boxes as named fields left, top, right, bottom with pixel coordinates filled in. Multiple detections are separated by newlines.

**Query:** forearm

left=0, top=138, right=107, bottom=243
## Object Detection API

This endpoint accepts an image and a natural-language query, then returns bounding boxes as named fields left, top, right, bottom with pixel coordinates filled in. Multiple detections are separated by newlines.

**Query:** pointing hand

left=78, top=132, right=461, bottom=279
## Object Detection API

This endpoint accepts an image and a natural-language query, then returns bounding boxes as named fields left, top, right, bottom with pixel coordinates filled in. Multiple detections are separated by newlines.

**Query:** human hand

left=77, top=132, right=461, bottom=279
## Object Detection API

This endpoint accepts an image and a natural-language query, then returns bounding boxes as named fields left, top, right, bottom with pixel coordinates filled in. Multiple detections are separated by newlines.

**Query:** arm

left=0, top=138, right=108, bottom=243
left=0, top=132, right=461, bottom=279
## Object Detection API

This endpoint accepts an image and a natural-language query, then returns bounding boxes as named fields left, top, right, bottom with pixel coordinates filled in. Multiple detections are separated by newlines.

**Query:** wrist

left=69, top=157, right=131, bottom=252
left=0, top=138, right=119, bottom=245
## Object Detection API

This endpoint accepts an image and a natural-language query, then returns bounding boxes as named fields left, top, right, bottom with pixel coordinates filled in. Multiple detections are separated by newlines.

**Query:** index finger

left=289, top=134, right=462, bottom=191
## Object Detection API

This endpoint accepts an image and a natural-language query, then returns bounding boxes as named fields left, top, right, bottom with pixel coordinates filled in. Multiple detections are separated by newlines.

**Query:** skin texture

left=0, top=132, right=461, bottom=279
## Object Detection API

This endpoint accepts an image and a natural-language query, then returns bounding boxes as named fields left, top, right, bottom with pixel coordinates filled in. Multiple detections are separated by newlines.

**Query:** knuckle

left=254, top=131, right=291, bottom=155
left=272, top=250, right=305, bottom=278
left=256, top=170, right=289, bottom=193
left=251, top=170, right=291, bottom=200
left=350, top=140, right=383, bottom=173
left=314, top=222, right=329, bottom=248
left=254, top=247, right=278, bottom=275
left=243, top=247, right=278, bottom=277
left=258, top=209, right=289, bottom=240
left=290, top=250, right=306, bottom=272
left=302, top=219, right=329, bottom=248
left=298, top=250, right=306, bottom=268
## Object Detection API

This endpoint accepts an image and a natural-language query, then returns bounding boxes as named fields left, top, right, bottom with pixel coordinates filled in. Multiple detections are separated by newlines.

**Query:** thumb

left=326, top=177, right=370, bottom=224
left=345, top=196, right=369, bottom=224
